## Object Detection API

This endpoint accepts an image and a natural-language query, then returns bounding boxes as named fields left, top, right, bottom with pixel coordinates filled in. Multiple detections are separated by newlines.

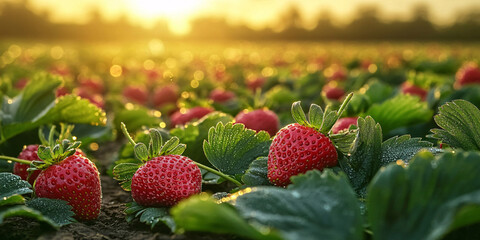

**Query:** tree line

left=1, top=2, right=479, bottom=41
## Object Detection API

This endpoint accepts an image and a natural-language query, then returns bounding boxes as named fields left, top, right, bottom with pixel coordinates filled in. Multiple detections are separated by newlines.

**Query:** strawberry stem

left=0, top=155, right=32, bottom=165
left=194, top=162, right=242, bottom=187
left=121, top=122, right=137, bottom=146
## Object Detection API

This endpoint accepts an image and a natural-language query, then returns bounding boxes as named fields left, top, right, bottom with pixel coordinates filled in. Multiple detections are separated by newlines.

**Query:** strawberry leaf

left=291, top=101, right=309, bottom=126
left=308, top=104, right=324, bottom=129
left=26, top=198, right=76, bottom=227
left=381, top=135, right=441, bottom=165
left=113, top=163, right=142, bottom=191
left=429, top=100, right=480, bottom=151
left=38, top=94, right=107, bottom=126
left=203, top=122, right=271, bottom=175
left=171, top=112, right=234, bottom=166
left=125, top=202, right=176, bottom=231
left=229, top=170, right=363, bottom=240
left=339, top=117, right=439, bottom=198
left=329, top=130, right=357, bottom=155
left=241, top=157, right=271, bottom=186
left=339, top=117, right=383, bottom=198
left=367, top=151, right=480, bottom=240
left=0, top=173, right=32, bottom=206
left=172, top=194, right=282, bottom=240
left=364, top=94, right=433, bottom=134
left=0, top=77, right=106, bottom=144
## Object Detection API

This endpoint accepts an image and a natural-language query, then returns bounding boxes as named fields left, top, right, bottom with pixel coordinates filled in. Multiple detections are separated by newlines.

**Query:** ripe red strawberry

left=235, top=109, right=279, bottom=136
left=247, top=77, right=266, bottom=91
left=131, top=155, right=201, bottom=207
left=153, top=85, right=178, bottom=108
left=401, top=82, right=427, bottom=100
left=328, top=69, right=347, bottom=81
left=13, top=145, right=42, bottom=185
left=455, top=62, right=480, bottom=88
left=171, top=106, right=213, bottom=127
left=34, top=154, right=101, bottom=220
left=209, top=89, right=235, bottom=103
left=123, top=85, right=148, bottom=105
left=268, top=123, right=338, bottom=186
left=268, top=95, right=352, bottom=186
left=322, top=82, right=345, bottom=101
left=115, top=124, right=202, bottom=207
left=56, top=86, right=70, bottom=97
left=14, top=78, right=29, bottom=90
left=79, top=78, right=104, bottom=94
left=331, top=117, right=358, bottom=134
left=75, top=87, right=105, bottom=109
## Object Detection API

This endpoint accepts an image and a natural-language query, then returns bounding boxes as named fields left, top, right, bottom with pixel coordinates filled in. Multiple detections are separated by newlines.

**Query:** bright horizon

left=4, top=0, right=480, bottom=35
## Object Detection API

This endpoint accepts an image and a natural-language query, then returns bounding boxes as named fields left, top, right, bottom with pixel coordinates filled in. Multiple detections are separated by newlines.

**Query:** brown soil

left=0, top=141, right=237, bottom=240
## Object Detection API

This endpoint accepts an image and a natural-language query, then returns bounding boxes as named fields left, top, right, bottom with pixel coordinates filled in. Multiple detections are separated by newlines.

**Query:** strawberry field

left=1, top=41, right=480, bottom=240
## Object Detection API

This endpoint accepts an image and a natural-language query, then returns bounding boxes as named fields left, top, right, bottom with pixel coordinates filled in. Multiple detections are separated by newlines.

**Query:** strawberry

left=322, top=82, right=345, bottom=101
left=74, top=87, right=105, bottom=109
left=171, top=106, right=213, bottom=127
left=4, top=128, right=102, bottom=221
left=56, top=86, right=70, bottom=97
left=79, top=78, right=104, bottom=94
left=331, top=117, right=358, bottom=134
left=247, top=77, right=266, bottom=91
left=34, top=153, right=101, bottom=220
left=268, top=94, right=352, bottom=186
left=209, top=89, right=235, bottom=103
left=235, top=109, right=279, bottom=136
left=455, top=62, right=480, bottom=88
left=115, top=124, right=202, bottom=207
left=153, top=85, right=178, bottom=108
left=131, top=155, right=201, bottom=207
left=401, top=82, right=427, bottom=100
left=13, top=145, right=42, bottom=185
left=14, top=78, right=29, bottom=90
left=123, top=85, right=148, bottom=105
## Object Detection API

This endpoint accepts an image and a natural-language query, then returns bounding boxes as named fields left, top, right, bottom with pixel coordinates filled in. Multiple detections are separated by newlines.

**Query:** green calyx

left=33, top=139, right=81, bottom=170
left=291, top=92, right=353, bottom=135
left=121, top=122, right=186, bottom=163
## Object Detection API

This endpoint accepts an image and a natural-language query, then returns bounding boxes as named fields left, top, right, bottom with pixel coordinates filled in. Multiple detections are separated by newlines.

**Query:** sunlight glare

left=127, top=0, right=204, bottom=35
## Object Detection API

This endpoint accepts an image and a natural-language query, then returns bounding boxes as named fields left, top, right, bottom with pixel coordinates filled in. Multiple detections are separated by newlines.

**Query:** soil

left=0, top=141, right=237, bottom=240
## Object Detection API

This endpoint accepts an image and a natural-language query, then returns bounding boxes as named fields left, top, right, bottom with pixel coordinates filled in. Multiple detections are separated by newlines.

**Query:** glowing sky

left=5, top=0, right=480, bottom=35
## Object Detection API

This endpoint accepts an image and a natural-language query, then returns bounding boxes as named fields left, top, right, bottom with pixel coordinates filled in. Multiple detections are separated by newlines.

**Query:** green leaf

left=38, top=94, right=106, bottom=126
left=381, top=135, right=440, bottom=165
left=330, top=130, right=357, bottom=155
left=113, top=163, right=141, bottom=191
left=149, top=128, right=163, bottom=157
left=231, top=170, right=364, bottom=240
left=172, top=194, right=282, bottom=240
left=365, top=94, right=433, bottom=134
left=291, top=101, right=309, bottom=126
left=319, top=106, right=338, bottom=133
left=171, top=112, right=234, bottom=166
left=367, top=151, right=480, bottom=240
left=241, top=157, right=271, bottom=186
left=430, top=100, right=480, bottom=151
left=308, top=104, right=323, bottom=129
left=0, top=173, right=32, bottom=206
left=0, top=195, right=25, bottom=207
left=339, top=117, right=383, bottom=198
left=0, top=73, right=61, bottom=125
left=125, top=202, right=175, bottom=231
left=203, top=122, right=271, bottom=175
left=1, top=93, right=106, bottom=144
left=134, top=143, right=149, bottom=162
left=160, top=136, right=181, bottom=155
left=26, top=198, right=76, bottom=227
